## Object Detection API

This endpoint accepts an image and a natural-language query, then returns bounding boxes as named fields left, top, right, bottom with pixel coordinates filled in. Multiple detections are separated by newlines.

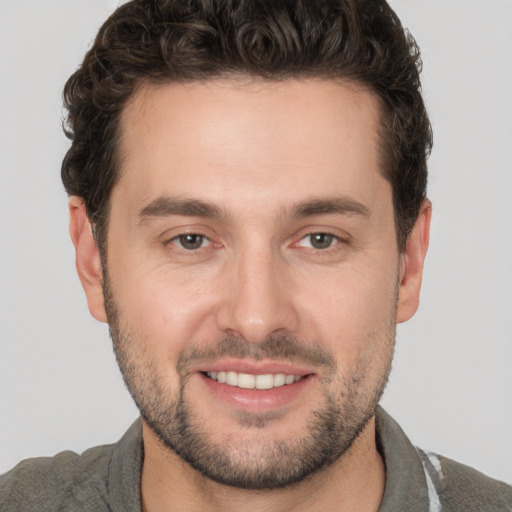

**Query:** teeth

left=206, top=371, right=303, bottom=389
left=237, top=373, right=255, bottom=389
left=273, top=373, right=286, bottom=387
left=226, top=371, right=238, bottom=386
left=255, top=374, right=274, bottom=390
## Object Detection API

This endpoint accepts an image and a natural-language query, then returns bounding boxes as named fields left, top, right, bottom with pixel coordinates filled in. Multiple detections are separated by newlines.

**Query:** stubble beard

left=103, top=275, right=396, bottom=490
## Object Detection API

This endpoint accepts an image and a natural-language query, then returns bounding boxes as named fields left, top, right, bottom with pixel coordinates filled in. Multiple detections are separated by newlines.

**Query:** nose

left=215, top=245, right=299, bottom=344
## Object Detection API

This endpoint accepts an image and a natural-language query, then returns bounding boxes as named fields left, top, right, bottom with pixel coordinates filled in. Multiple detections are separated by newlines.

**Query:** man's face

left=99, top=79, right=405, bottom=488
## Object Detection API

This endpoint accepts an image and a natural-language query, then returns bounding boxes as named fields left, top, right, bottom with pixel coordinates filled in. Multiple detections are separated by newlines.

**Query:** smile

left=206, top=371, right=302, bottom=390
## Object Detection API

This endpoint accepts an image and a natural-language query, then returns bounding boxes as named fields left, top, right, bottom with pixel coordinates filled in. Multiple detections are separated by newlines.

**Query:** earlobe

left=69, top=196, right=108, bottom=323
left=396, top=200, right=432, bottom=324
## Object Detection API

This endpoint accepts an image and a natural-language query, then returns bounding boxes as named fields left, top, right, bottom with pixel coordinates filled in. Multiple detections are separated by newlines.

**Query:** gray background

left=1, top=1, right=511, bottom=483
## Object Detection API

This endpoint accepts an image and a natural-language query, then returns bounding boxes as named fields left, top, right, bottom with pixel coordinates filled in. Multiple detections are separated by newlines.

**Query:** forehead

left=115, top=78, right=388, bottom=216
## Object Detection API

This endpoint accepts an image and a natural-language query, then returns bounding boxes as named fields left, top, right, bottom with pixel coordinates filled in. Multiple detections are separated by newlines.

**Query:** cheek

left=110, top=263, right=222, bottom=351
left=292, top=262, right=398, bottom=352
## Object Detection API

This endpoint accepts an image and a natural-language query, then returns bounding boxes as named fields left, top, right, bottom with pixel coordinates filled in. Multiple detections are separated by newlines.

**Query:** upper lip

left=190, top=358, right=315, bottom=376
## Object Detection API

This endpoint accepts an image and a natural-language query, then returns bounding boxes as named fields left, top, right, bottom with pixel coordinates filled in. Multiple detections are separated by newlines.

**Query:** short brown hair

left=61, top=0, right=432, bottom=251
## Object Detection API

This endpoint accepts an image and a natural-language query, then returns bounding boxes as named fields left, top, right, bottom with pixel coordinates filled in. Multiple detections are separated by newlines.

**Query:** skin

left=69, top=78, right=431, bottom=512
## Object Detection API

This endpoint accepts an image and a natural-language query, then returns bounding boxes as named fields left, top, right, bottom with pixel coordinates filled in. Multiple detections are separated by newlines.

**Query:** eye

left=172, top=234, right=211, bottom=250
left=297, top=233, right=338, bottom=250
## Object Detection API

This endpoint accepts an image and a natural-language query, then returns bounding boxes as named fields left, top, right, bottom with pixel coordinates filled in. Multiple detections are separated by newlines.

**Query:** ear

left=396, top=200, right=432, bottom=324
left=69, top=197, right=108, bottom=323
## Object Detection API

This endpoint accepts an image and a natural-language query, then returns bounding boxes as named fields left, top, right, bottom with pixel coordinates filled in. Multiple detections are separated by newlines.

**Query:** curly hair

left=61, top=0, right=432, bottom=252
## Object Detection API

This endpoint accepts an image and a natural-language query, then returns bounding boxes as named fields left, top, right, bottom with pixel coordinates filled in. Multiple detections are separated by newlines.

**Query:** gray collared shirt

left=1, top=407, right=511, bottom=511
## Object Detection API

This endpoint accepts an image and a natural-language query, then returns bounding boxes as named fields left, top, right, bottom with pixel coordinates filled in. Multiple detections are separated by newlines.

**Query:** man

left=1, top=0, right=511, bottom=510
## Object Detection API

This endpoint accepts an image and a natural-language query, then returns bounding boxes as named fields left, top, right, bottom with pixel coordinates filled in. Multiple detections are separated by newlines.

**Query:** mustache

left=176, top=334, right=337, bottom=376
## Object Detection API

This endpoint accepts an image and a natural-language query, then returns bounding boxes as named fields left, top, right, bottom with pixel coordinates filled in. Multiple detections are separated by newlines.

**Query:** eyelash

left=294, top=232, right=346, bottom=252
left=166, top=231, right=346, bottom=254
left=168, top=233, right=212, bottom=252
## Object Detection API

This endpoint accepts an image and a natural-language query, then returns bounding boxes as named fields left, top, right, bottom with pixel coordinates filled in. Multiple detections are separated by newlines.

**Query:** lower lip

left=198, top=372, right=312, bottom=412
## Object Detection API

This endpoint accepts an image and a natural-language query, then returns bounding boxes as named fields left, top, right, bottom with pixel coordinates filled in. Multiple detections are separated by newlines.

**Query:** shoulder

left=0, top=443, right=115, bottom=511
left=418, top=449, right=512, bottom=512
left=375, top=408, right=512, bottom=512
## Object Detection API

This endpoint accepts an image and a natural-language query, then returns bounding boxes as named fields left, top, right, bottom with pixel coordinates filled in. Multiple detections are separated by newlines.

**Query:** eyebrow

left=137, top=194, right=370, bottom=224
left=290, top=196, right=370, bottom=219
left=138, top=197, right=223, bottom=224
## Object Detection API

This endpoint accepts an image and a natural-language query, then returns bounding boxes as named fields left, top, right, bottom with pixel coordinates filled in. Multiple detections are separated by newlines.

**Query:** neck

left=140, top=416, right=385, bottom=512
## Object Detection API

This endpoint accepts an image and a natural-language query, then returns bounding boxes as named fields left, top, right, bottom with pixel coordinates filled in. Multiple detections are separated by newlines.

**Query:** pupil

left=311, top=233, right=332, bottom=249
left=180, top=234, right=203, bottom=250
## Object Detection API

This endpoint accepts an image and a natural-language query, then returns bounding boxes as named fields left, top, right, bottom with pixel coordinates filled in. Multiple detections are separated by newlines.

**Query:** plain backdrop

left=1, top=1, right=511, bottom=483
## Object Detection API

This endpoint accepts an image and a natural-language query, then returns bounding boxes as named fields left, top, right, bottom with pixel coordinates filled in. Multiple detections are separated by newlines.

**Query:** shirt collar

left=107, top=408, right=432, bottom=511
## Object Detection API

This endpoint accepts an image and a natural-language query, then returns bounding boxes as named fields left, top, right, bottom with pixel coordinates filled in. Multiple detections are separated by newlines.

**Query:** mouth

left=204, top=371, right=302, bottom=390
left=196, top=362, right=314, bottom=412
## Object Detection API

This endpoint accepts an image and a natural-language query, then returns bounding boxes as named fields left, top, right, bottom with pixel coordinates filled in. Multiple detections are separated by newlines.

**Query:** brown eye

left=176, top=234, right=208, bottom=250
